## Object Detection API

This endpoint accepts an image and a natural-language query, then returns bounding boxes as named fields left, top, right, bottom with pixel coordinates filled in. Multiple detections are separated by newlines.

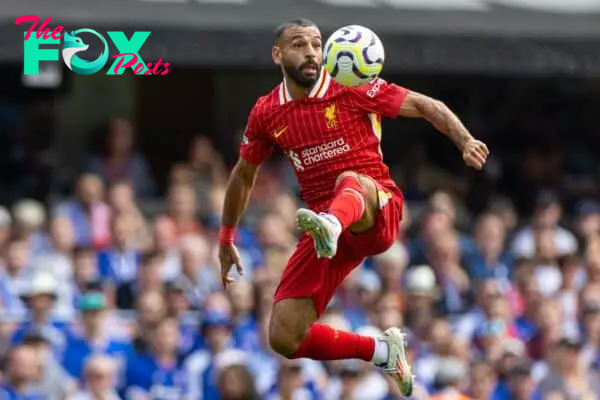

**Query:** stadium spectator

left=11, top=199, right=48, bottom=257
left=124, top=317, right=188, bottom=399
left=21, top=326, right=76, bottom=398
left=0, top=239, right=32, bottom=317
left=10, top=271, right=69, bottom=355
left=61, top=292, right=132, bottom=382
left=0, top=206, right=12, bottom=253
left=83, top=117, right=156, bottom=198
left=107, top=181, right=151, bottom=250
left=54, top=173, right=111, bottom=249
left=0, top=345, right=44, bottom=399
left=537, top=338, right=600, bottom=399
left=68, top=354, right=120, bottom=400
left=131, top=290, right=167, bottom=355
left=97, top=214, right=142, bottom=285
left=511, top=190, right=578, bottom=258
left=217, top=362, right=259, bottom=400
left=116, top=251, right=164, bottom=309
left=156, top=182, right=201, bottom=239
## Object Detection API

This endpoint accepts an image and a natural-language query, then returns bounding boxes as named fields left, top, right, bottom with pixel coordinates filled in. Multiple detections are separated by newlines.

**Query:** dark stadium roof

left=1, top=0, right=600, bottom=74
left=2, top=0, right=600, bottom=38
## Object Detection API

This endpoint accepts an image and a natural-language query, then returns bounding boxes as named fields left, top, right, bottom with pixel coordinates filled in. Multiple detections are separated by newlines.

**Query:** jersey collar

left=279, top=68, right=331, bottom=105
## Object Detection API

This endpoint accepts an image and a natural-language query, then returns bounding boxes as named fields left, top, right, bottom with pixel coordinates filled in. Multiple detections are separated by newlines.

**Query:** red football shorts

left=274, top=183, right=403, bottom=317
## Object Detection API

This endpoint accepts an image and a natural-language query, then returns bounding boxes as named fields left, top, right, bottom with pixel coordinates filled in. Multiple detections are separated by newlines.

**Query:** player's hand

left=462, top=139, right=489, bottom=170
left=219, top=244, right=244, bottom=288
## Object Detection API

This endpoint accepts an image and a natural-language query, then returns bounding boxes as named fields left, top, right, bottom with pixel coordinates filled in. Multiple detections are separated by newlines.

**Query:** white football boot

left=295, top=208, right=342, bottom=259
left=378, top=327, right=414, bottom=397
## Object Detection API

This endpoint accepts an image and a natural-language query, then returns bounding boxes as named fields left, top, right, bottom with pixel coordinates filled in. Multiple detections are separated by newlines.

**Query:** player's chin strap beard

left=285, top=64, right=320, bottom=89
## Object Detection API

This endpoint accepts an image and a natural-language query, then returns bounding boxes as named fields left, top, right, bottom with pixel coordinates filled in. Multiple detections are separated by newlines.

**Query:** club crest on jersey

left=324, top=104, right=337, bottom=129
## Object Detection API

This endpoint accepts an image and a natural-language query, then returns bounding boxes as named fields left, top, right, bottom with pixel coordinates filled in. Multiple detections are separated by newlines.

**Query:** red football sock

left=328, top=175, right=365, bottom=231
left=290, top=323, right=375, bottom=361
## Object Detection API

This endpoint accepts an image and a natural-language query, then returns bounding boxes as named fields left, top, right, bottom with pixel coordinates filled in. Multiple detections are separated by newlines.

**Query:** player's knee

left=268, top=313, right=309, bottom=358
left=335, top=170, right=359, bottom=186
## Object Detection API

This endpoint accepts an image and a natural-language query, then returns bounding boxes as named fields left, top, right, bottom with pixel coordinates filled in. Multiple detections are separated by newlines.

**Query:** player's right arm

left=219, top=103, right=273, bottom=288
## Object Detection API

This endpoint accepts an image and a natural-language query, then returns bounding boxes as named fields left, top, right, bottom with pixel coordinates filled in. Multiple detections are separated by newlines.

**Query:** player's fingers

left=235, top=262, right=244, bottom=276
left=467, top=154, right=483, bottom=170
left=470, top=152, right=486, bottom=167
left=475, top=143, right=489, bottom=158
left=221, top=264, right=232, bottom=287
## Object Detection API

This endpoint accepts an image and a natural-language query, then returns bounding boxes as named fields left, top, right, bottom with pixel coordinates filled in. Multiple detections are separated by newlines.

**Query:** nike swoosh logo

left=273, top=127, right=287, bottom=138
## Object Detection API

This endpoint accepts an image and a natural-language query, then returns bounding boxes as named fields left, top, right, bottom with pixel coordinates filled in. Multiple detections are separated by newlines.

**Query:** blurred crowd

left=0, top=115, right=599, bottom=400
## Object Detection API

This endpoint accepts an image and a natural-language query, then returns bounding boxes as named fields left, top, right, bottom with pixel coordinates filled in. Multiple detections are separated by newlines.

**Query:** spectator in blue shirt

left=229, top=280, right=260, bottom=352
left=0, top=345, right=45, bottom=399
left=97, top=215, right=141, bottom=284
left=502, top=359, right=543, bottom=400
left=116, top=250, right=164, bottom=310
left=185, top=311, right=237, bottom=399
left=124, top=317, right=190, bottom=400
left=163, top=280, right=198, bottom=355
left=11, top=271, right=68, bottom=357
left=463, top=212, right=514, bottom=283
left=62, top=292, right=132, bottom=382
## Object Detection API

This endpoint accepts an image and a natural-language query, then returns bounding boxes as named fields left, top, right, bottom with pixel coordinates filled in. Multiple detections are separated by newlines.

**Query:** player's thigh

left=273, top=235, right=365, bottom=318
left=270, top=298, right=316, bottom=349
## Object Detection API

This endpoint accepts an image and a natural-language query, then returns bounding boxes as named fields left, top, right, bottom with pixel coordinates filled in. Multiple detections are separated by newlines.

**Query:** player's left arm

left=398, top=90, right=489, bottom=170
left=350, top=78, right=489, bottom=170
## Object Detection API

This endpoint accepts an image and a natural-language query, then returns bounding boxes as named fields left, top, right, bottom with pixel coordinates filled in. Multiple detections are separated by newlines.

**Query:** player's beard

left=284, top=61, right=320, bottom=89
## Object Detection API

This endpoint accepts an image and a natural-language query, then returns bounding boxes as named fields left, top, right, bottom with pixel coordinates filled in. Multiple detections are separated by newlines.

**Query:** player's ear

left=272, top=46, right=282, bottom=66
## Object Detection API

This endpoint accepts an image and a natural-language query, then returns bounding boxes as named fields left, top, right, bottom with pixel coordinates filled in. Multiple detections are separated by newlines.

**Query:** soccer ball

left=323, top=25, right=385, bottom=87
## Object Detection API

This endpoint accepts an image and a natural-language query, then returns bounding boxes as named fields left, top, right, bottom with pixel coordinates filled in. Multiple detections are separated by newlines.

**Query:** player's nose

left=305, top=46, right=318, bottom=59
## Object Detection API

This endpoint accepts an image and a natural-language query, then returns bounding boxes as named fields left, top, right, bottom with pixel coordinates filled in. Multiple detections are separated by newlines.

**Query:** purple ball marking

left=362, top=34, right=383, bottom=64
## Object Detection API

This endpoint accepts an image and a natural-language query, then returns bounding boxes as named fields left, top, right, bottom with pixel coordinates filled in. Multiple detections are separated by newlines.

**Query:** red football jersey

left=240, top=69, right=408, bottom=212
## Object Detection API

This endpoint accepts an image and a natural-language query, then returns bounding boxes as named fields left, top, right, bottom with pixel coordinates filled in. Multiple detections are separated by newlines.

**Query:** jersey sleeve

left=349, top=78, right=409, bottom=118
left=239, top=104, right=273, bottom=165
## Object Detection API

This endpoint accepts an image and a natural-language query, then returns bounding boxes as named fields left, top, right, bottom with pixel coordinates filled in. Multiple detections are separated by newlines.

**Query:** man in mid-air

left=219, top=19, right=489, bottom=396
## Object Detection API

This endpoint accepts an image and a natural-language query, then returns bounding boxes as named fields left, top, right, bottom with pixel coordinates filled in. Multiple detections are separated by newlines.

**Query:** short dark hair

left=73, top=245, right=94, bottom=257
left=141, top=250, right=165, bottom=266
left=274, top=18, right=317, bottom=44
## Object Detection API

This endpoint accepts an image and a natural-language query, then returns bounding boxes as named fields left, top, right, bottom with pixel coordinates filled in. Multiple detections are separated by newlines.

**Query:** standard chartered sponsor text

left=301, top=138, right=350, bottom=166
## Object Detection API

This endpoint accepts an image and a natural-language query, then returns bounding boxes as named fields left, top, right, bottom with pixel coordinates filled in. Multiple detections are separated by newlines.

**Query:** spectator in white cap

left=403, top=265, right=440, bottom=335
left=11, top=271, right=69, bottom=357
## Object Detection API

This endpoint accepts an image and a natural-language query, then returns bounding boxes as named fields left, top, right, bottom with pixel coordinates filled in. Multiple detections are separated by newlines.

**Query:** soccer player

left=219, top=18, right=489, bottom=396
